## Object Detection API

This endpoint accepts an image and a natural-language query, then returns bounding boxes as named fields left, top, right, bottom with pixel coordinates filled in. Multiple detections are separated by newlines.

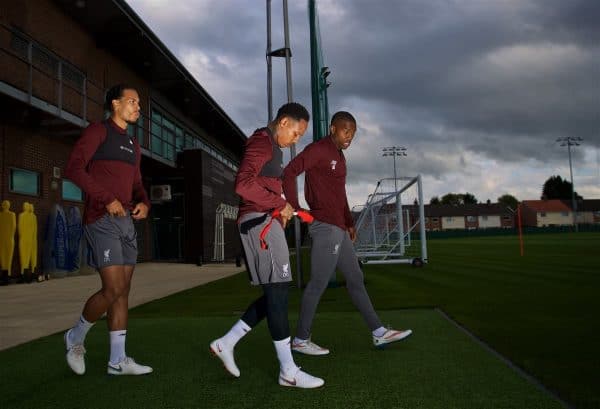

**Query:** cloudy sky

left=127, top=0, right=599, bottom=208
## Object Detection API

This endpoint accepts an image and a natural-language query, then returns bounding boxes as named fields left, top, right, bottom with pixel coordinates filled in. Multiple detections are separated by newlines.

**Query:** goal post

left=353, top=175, right=428, bottom=266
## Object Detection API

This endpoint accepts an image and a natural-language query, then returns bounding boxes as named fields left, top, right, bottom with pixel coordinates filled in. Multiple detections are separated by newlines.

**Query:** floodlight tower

left=382, top=146, right=407, bottom=192
left=556, top=136, right=583, bottom=232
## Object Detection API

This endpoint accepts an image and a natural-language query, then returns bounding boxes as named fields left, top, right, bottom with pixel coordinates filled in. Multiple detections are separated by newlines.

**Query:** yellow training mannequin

left=18, top=202, right=37, bottom=274
left=29, top=204, right=38, bottom=272
left=0, top=200, right=16, bottom=275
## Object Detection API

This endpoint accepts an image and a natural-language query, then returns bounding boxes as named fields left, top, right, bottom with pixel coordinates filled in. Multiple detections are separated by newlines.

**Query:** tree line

left=428, top=175, right=582, bottom=210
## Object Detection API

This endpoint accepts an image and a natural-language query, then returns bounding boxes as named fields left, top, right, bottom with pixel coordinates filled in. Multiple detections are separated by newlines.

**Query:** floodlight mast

left=382, top=146, right=407, bottom=192
left=556, top=136, right=583, bottom=232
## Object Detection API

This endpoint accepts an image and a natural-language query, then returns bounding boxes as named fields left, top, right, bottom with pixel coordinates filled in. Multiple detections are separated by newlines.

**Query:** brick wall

left=0, top=124, right=80, bottom=275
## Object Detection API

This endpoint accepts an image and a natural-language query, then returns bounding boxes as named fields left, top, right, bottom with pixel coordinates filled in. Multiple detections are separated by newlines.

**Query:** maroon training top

left=282, top=136, right=354, bottom=230
left=235, top=127, right=287, bottom=221
left=65, top=118, right=150, bottom=225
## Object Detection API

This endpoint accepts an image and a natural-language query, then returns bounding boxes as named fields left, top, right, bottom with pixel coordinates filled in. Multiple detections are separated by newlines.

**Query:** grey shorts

left=239, top=212, right=292, bottom=286
left=84, top=211, right=137, bottom=270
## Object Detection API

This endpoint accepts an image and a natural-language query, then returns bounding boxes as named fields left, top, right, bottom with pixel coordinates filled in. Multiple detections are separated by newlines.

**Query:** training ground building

left=0, top=0, right=246, bottom=277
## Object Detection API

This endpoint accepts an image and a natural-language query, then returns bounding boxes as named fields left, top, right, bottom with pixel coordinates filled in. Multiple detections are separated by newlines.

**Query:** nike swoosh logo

left=109, top=365, right=123, bottom=372
left=280, top=376, right=296, bottom=386
left=217, top=344, right=222, bottom=353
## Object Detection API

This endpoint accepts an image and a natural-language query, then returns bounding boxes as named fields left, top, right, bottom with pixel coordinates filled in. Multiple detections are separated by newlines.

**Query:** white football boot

left=107, top=357, right=153, bottom=375
left=278, top=367, right=325, bottom=389
left=64, top=330, right=86, bottom=375
left=373, top=328, right=413, bottom=348
left=210, top=338, right=240, bottom=377
left=291, top=339, right=330, bottom=356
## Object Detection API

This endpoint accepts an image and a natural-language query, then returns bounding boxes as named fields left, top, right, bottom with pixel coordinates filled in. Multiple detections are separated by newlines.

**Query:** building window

left=9, top=168, right=39, bottom=196
left=62, top=62, right=85, bottom=92
left=540, top=212, right=546, bottom=217
left=561, top=212, right=569, bottom=217
left=62, top=179, right=83, bottom=202
left=31, top=45, right=58, bottom=77
left=150, top=109, right=176, bottom=162
left=467, top=216, right=476, bottom=222
left=446, top=217, right=453, bottom=222
left=502, top=216, right=511, bottom=220
left=10, top=31, right=28, bottom=60
left=150, top=104, right=239, bottom=170
left=432, top=217, right=439, bottom=222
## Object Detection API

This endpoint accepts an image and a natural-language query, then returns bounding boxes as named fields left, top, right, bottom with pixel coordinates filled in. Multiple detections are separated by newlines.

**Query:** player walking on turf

left=63, top=84, right=152, bottom=376
left=282, top=111, right=412, bottom=356
left=209, top=103, right=324, bottom=388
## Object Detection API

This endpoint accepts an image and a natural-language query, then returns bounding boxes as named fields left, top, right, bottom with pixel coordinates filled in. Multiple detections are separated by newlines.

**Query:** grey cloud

left=126, top=0, right=599, bottom=202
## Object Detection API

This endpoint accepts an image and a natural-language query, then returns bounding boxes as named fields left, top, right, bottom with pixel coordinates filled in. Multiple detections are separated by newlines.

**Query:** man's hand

left=131, top=202, right=149, bottom=220
left=348, top=227, right=357, bottom=242
left=280, top=202, right=294, bottom=228
left=106, top=199, right=126, bottom=217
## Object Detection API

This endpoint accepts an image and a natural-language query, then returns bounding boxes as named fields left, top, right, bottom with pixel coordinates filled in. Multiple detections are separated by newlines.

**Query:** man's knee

left=101, top=284, right=127, bottom=304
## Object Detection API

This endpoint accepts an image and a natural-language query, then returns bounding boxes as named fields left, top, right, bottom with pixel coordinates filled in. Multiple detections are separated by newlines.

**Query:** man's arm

left=64, top=123, right=115, bottom=207
left=344, top=199, right=357, bottom=241
left=282, top=146, right=313, bottom=210
left=235, top=135, right=286, bottom=209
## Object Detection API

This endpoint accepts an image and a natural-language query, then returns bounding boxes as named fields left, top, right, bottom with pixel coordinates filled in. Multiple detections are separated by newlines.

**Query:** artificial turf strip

left=0, top=310, right=562, bottom=409
left=129, top=232, right=598, bottom=408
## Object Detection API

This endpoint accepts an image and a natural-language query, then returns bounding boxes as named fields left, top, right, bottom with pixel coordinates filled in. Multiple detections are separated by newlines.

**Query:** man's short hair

left=104, top=84, right=135, bottom=112
left=275, top=102, right=310, bottom=122
left=331, top=111, right=356, bottom=125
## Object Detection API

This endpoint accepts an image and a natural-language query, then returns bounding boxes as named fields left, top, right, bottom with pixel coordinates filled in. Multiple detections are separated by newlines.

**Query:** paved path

left=0, top=263, right=243, bottom=351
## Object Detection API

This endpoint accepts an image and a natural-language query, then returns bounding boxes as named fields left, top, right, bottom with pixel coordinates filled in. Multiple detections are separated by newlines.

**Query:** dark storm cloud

left=127, top=0, right=599, bottom=201
left=320, top=0, right=599, bottom=144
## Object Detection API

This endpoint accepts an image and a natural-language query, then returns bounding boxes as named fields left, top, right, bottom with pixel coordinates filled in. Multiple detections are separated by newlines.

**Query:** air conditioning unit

left=150, top=184, right=172, bottom=201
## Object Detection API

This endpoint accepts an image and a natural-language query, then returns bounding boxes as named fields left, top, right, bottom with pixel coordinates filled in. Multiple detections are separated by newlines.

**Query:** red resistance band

left=259, top=209, right=314, bottom=250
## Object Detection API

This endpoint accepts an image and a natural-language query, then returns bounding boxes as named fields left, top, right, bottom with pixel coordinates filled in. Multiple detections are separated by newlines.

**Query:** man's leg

left=210, top=295, right=266, bottom=378
left=262, top=282, right=324, bottom=389
left=106, top=265, right=133, bottom=366
left=65, top=265, right=128, bottom=375
left=336, top=232, right=382, bottom=331
left=295, top=222, right=341, bottom=341
left=104, top=264, right=152, bottom=375
left=337, top=232, right=412, bottom=347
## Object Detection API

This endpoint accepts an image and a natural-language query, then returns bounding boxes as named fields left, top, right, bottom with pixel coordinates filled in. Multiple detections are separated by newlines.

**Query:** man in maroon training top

left=63, top=84, right=152, bottom=376
left=210, top=102, right=323, bottom=388
left=282, top=111, right=412, bottom=356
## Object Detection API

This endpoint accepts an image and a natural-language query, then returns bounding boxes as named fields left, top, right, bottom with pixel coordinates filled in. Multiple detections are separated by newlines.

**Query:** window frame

left=9, top=167, right=40, bottom=196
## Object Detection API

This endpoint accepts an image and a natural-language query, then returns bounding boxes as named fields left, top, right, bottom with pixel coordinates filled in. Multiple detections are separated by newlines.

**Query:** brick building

left=0, top=0, right=246, bottom=277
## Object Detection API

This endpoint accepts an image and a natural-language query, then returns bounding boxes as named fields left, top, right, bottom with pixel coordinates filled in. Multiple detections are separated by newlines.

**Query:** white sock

left=293, top=336, right=308, bottom=345
left=221, top=320, right=251, bottom=347
left=274, top=337, right=297, bottom=375
left=372, top=327, right=387, bottom=337
left=109, top=330, right=127, bottom=365
left=68, top=315, right=95, bottom=345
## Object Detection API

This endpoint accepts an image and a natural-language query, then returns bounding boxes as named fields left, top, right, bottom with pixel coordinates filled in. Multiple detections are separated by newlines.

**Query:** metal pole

left=568, top=143, right=578, bottom=232
left=281, top=0, right=303, bottom=288
left=283, top=0, right=293, bottom=104
left=393, top=154, right=397, bottom=192
left=417, top=175, right=427, bottom=263
left=266, top=0, right=273, bottom=122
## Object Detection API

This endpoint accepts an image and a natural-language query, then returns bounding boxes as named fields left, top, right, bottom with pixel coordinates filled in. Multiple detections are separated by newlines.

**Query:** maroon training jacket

left=282, top=136, right=354, bottom=230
